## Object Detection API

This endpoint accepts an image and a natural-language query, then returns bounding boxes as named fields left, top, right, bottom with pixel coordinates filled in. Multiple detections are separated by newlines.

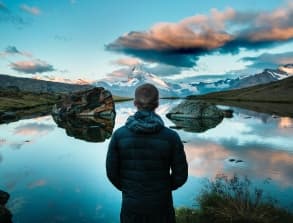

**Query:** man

left=106, top=83, right=188, bottom=223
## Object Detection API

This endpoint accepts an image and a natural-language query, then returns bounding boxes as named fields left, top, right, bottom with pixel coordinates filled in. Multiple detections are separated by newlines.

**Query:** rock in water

left=0, top=190, right=12, bottom=223
left=0, top=190, right=9, bottom=205
left=166, top=100, right=223, bottom=133
left=52, top=87, right=116, bottom=142
left=52, top=87, right=115, bottom=119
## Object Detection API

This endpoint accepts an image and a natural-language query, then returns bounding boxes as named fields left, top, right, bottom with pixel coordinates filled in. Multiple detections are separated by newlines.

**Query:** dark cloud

left=10, top=60, right=55, bottom=74
left=0, top=2, right=8, bottom=12
left=5, top=46, right=21, bottom=54
left=106, top=3, right=293, bottom=67
left=241, top=52, right=293, bottom=69
left=0, top=2, right=28, bottom=26
left=1, top=45, right=31, bottom=58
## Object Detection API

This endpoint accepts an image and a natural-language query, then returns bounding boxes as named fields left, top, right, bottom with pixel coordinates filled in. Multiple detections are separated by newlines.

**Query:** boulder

left=166, top=100, right=223, bottom=133
left=52, top=87, right=115, bottom=119
left=52, top=87, right=116, bottom=142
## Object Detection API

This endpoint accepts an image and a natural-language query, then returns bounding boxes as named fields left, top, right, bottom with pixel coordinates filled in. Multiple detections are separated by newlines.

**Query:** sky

left=0, top=0, right=293, bottom=82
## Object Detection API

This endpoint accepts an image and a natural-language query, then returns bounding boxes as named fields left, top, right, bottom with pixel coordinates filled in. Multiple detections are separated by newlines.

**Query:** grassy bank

left=176, top=175, right=293, bottom=223
left=0, top=88, right=61, bottom=123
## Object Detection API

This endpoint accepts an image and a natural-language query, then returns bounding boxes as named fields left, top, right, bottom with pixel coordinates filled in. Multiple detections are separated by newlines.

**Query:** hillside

left=0, top=74, right=92, bottom=93
left=188, top=76, right=293, bottom=103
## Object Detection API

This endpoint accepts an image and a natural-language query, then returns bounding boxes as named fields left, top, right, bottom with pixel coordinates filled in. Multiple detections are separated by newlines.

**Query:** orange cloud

left=113, top=57, right=141, bottom=67
left=107, top=2, right=293, bottom=67
left=10, top=60, right=55, bottom=74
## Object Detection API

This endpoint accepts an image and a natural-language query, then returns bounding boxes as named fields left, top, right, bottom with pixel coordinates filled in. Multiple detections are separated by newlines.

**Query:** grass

left=0, top=88, right=62, bottom=123
left=187, top=76, right=293, bottom=104
left=176, top=174, right=293, bottom=223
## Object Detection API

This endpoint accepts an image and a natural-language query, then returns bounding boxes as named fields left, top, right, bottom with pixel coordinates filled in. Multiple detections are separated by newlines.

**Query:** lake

left=0, top=99, right=293, bottom=223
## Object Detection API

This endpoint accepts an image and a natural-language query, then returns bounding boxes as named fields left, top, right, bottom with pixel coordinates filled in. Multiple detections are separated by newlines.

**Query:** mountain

left=33, top=75, right=93, bottom=85
left=190, top=65, right=292, bottom=95
left=188, top=75, right=293, bottom=103
left=94, top=65, right=292, bottom=97
left=0, top=74, right=92, bottom=93
left=94, top=66, right=197, bottom=97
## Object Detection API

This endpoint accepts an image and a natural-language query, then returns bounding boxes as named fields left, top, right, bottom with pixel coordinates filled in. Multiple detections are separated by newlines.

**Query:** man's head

left=134, top=83, right=159, bottom=111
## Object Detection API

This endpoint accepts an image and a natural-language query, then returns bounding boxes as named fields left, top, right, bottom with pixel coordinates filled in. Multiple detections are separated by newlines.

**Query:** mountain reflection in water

left=0, top=99, right=292, bottom=223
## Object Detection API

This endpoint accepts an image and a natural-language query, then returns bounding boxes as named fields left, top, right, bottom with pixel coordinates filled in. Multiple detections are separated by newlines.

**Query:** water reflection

left=0, top=100, right=292, bottom=222
left=185, top=138, right=293, bottom=187
left=52, top=115, right=114, bottom=142
left=14, top=123, right=55, bottom=136
left=279, top=117, right=293, bottom=128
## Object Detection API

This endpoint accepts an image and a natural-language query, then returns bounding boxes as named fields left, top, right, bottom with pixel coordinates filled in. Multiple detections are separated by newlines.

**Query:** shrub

left=176, top=174, right=293, bottom=223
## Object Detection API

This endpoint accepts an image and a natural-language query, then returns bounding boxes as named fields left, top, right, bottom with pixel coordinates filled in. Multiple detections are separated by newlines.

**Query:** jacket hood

left=126, top=110, right=164, bottom=134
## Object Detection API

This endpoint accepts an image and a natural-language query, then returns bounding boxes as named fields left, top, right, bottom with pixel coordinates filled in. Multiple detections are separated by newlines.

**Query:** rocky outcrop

left=0, top=190, right=12, bottom=223
left=166, top=100, right=224, bottom=133
left=52, top=87, right=115, bottom=119
left=52, top=87, right=116, bottom=142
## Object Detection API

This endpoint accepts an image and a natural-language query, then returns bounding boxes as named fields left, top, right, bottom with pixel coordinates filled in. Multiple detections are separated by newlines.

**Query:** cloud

left=0, top=45, right=32, bottom=58
left=10, top=60, right=55, bottom=74
left=106, top=2, right=293, bottom=67
left=14, top=123, right=55, bottom=136
left=5, top=45, right=21, bottom=54
left=0, top=1, right=8, bottom=12
left=241, top=52, right=293, bottom=69
left=0, top=2, right=27, bottom=26
left=112, top=57, right=141, bottom=67
left=27, top=179, right=47, bottom=189
left=143, top=64, right=184, bottom=76
left=20, top=4, right=41, bottom=16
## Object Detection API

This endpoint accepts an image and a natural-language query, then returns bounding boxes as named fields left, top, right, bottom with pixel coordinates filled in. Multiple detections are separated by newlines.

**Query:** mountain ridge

left=0, top=74, right=92, bottom=93
left=188, top=75, right=293, bottom=103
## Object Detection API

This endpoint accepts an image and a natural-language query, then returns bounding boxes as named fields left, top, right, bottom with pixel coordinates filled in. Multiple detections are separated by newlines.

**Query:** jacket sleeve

left=170, top=132, right=188, bottom=190
left=106, top=132, right=121, bottom=191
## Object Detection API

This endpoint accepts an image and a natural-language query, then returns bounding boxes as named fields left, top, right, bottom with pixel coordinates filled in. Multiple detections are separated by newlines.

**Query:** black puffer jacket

left=106, top=110, right=188, bottom=220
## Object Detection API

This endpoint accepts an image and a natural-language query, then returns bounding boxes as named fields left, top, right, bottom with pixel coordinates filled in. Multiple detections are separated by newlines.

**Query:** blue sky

left=0, top=0, right=293, bottom=82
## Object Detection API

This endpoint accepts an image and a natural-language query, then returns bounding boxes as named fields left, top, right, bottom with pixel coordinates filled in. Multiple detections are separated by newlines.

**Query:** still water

left=0, top=100, right=293, bottom=222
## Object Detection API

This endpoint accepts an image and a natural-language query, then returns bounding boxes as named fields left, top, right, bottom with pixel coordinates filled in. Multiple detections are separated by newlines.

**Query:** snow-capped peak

left=94, top=66, right=197, bottom=97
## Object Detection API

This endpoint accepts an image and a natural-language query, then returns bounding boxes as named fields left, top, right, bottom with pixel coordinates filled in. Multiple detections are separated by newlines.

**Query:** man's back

left=106, top=110, right=188, bottom=220
left=106, top=83, right=188, bottom=223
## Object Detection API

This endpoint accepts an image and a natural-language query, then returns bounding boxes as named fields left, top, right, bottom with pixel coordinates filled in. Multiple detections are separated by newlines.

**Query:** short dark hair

left=134, top=83, right=159, bottom=111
